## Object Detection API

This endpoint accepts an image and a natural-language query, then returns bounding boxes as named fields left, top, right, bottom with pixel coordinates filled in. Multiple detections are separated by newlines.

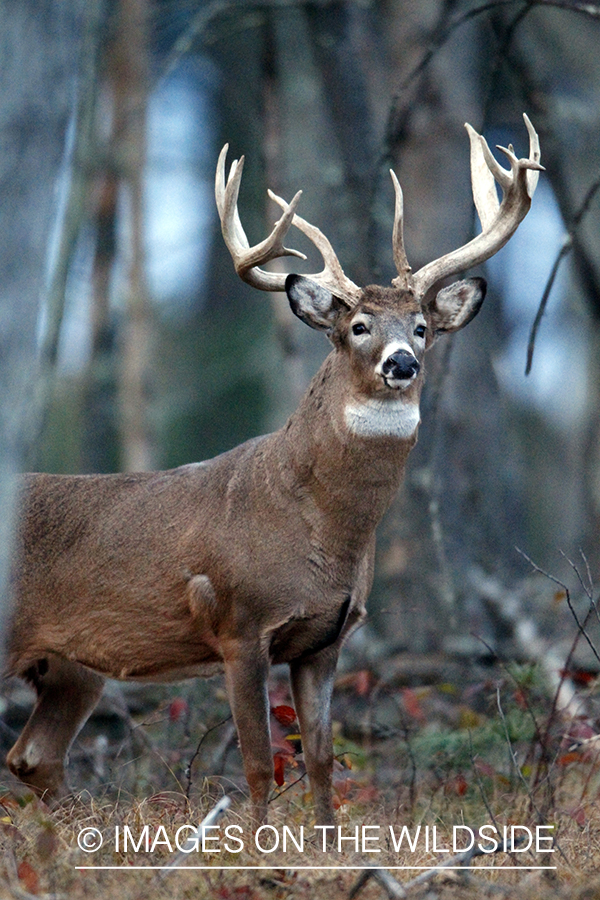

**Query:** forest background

left=2, top=0, right=600, bottom=896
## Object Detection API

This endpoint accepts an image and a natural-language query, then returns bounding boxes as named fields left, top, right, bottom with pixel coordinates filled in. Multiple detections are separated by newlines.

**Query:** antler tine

left=411, top=114, right=544, bottom=300
left=216, top=144, right=307, bottom=293
left=268, top=191, right=362, bottom=308
left=216, top=145, right=362, bottom=304
left=523, top=112, right=541, bottom=198
left=389, top=169, right=412, bottom=291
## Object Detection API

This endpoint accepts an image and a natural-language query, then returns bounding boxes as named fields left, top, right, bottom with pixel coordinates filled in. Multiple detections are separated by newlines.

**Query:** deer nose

left=382, top=349, right=420, bottom=381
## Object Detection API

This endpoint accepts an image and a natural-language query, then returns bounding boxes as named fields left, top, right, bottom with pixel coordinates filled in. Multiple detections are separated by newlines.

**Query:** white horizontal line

left=76, top=865, right=557, bottom=871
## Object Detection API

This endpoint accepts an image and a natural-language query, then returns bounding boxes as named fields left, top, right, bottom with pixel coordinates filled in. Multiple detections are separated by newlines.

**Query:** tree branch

left=526, top=174, right=600, bottom=374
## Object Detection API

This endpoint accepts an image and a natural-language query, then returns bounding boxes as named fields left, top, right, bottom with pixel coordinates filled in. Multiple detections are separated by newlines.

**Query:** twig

left=514, top=549, right=600, bottom=816
left=269, top=769, right=309, bottom=803
left=349, top=867, right=407, bottom=899
left=349, top=832, right=532, bottom=900
left=185, top=715, right=233, bottom=799
left=474, top=632, right=561, bottom=809
left=496, top=687, right=538, bottom=804
left=399, top=0, right=600, bottom=98
left=469, top=730, right=502, bottom=834
left=561, top=549, right=600, bottom=628
left=402, top=834, right=524, bottom=889
left=157, top=794, right=231, bottom=876
left=525, top=235, right=572, bottom=375
left=496, top=688, right=568, bottom=864
left=526, top=173, right=600, bottom=374
left=517, top=549, right=600, bottom=668
left=158, top=0, right=347, bottom=84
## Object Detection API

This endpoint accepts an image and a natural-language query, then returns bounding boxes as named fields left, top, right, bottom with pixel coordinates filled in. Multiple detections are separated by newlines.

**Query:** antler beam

left=216, top=145, right=362, bottom=308
left=391, top=114, right=543, bottom=299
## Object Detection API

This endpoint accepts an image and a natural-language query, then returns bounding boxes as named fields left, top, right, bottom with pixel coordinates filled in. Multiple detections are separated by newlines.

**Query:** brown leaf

left=17, top=860, right=39, bottom=894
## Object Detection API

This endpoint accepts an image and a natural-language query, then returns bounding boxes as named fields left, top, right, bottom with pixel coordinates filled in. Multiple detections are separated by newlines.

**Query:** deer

left=3, top=115, right=542, bottom=827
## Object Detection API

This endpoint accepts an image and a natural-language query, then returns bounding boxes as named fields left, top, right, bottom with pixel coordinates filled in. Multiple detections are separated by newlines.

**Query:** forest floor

left=1, top=648, right=600, bottom=900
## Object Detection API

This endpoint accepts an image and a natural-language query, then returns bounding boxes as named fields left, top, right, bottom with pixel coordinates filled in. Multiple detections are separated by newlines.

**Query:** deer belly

left=8, top=576, right=222, bottom=682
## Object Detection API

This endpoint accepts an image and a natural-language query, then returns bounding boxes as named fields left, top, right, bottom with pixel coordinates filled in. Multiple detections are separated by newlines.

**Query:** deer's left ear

left=286, top=274, right=347, bottom=331
left=427, top=277, right=486, bottom=339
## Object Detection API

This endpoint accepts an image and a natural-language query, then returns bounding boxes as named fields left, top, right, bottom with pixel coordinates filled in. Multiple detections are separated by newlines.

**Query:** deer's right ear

left=285, top=274, right=345, bottom=331
left=427, top=277, right=486, bottom=338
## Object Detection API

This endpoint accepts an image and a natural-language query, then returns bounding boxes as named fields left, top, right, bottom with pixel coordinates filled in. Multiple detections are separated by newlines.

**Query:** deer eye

left=414, top=324, right=427, bottom=338
left=352, top=322, right=369, bottom=336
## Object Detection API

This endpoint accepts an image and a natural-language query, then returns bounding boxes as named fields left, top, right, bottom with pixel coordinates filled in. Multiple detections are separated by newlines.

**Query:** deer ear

left=428, top=277, right=486, bottom=338
left=286, top=274, right=346, bottom=331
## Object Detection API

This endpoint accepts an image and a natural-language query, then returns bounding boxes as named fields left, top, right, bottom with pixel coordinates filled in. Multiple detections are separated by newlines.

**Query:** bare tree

left=0, top=0, right=87, bottom=663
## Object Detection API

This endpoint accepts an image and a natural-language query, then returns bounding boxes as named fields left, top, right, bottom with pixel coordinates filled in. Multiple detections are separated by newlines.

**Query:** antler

left=391, top=113, right=544, bottom=299
left=216, top=144, right=362, bottom=308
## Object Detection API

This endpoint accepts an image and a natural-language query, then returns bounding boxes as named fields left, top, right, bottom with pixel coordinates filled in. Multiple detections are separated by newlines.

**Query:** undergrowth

left=1, top=654, right=600, bottom=898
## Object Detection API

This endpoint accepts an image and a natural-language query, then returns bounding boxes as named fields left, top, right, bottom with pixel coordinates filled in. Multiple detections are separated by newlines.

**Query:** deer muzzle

left=381, top=349, right=420, bottom=385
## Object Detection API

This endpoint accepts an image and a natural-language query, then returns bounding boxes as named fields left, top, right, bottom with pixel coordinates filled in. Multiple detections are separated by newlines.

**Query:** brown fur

left=5, top=277, right=485, bottom=824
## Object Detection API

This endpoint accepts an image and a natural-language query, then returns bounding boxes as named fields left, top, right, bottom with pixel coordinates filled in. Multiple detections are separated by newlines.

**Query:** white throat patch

left=344, top=397, right=421, bottom=438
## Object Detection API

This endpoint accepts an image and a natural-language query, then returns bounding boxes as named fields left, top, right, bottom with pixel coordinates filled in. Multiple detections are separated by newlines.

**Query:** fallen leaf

left=17, top=860, right=39, bottom=894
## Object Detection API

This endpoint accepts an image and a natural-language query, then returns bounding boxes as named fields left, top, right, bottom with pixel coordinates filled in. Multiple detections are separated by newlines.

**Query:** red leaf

left=169, top=698, right=188, bottom=722
left=572, top=669, right=596, bottom=686
left=273, top=753, right=286, bottom=787
left=558, top=752, right=580, bottom=766
left=455, top=774, right=468, bottom=796
left=354, top=670, right=372, bottom=697
left=444, top=774, right=468, bottom=796
left=17, top=860, right=39, bottom=894
left=272, top=705, right=297, bottom=726
left=513, top=688, right=528, bottom=710
left=401, top=688, right=426, bottom=722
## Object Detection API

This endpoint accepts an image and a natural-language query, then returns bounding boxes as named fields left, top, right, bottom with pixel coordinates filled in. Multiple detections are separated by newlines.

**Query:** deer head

left=216, top=114, right=542, bottom=399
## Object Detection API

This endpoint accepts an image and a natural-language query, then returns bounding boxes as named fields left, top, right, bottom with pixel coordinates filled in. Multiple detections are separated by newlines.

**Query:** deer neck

left=274, top=352, right=421, bottom=542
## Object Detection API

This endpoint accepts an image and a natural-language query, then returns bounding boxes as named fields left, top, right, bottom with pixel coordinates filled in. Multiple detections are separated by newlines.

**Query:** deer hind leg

left=6, top=655, right=105, bottom=800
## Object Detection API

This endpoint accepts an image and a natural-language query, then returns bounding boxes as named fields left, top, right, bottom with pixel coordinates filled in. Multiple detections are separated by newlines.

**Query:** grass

left=2, top=657, right=600, bottom=899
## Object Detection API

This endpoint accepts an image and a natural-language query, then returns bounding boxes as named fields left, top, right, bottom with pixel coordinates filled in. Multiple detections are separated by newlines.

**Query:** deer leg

left=290, top=647, right=338, bottom=827
left=7, top=655, right=105, bottom=800
left=222, top=642, right=272, bottom=826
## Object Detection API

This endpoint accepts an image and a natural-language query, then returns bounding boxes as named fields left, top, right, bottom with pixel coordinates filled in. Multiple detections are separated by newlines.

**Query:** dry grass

left=2, top=658, right=600, bottom=899
left=1, top=785, right=600, bottom=900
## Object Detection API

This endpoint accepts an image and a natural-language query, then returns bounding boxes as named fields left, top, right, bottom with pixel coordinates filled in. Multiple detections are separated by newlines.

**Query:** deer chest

left=268, top=595, right=354, bottom=664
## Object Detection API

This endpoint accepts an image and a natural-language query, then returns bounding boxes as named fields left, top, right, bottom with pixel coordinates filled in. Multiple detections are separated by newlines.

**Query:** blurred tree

left=0, top=0, right=87, bottom=663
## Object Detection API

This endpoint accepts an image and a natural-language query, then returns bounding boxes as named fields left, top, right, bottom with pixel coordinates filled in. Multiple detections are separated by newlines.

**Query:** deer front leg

left=7, top=655, right=105, bottom=800
left=290, top=647, right=338, bottom=827
left=222, top=641, right=273, bottom=826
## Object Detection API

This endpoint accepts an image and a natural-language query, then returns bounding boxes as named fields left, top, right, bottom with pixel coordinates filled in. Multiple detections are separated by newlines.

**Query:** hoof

left=6, top=748, right=68, bottom=801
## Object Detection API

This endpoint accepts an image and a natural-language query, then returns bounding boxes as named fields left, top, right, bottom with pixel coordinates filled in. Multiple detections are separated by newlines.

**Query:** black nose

left=382, top=349, right=420, bottom=381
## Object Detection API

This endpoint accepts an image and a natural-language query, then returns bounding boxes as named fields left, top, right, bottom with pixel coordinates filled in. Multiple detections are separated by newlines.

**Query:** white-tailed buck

left=4, top=115, right=541, bottom=825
